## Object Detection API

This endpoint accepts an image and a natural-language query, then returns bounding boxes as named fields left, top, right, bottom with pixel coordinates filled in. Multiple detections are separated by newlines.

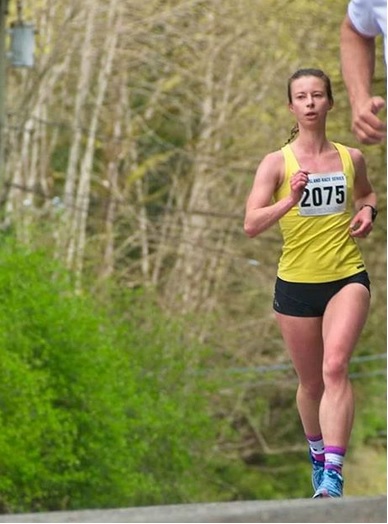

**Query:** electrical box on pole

left=9, top=21, right=34, bottom=67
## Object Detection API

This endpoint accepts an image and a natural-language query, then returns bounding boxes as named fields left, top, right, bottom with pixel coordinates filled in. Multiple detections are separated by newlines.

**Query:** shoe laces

left=322, top=469, right=343, bottom=493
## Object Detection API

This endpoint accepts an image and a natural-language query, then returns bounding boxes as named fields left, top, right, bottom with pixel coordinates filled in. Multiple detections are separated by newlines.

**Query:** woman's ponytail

left=284, top=123, right=299, bottom=145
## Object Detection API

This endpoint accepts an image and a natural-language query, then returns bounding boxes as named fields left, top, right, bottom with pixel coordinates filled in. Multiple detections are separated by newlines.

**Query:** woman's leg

left=275, top=313, right=324, bottom=435
left=320, top=283, right=370, bottom=447
left=311, top=282, right=370, bottom=497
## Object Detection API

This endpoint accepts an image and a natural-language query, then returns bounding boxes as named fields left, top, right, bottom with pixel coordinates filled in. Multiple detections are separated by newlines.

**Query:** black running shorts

left=273, top=270, right=370, bottom=317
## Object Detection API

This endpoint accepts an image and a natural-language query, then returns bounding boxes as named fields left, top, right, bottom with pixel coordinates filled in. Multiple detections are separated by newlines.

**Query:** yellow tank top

left=274, top=142, right=365, bottom=283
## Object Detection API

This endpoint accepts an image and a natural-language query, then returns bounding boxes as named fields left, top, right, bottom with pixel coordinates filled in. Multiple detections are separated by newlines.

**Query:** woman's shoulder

left=254, top=149, right=285, bottom=184
left=260, top=148, right=285, bottom=166
left=333, top=141, right=365, bottom=166
left=344, top=145, right=365, bottom=168
left=333, top=141, right=364, bottom=158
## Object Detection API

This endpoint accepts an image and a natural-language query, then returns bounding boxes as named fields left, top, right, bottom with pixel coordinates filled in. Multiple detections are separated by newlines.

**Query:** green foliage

left=0, top=238, right=215, bottom=512
left=198, top=453, right=318, bottom=502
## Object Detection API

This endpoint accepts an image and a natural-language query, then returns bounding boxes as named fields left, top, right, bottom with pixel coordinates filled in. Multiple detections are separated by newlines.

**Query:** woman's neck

left=292, top=127, right=331, bottom=156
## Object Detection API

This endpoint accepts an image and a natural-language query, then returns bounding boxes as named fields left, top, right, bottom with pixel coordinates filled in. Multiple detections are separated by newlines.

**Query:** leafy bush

left=0, top=238, right=215, bottom=512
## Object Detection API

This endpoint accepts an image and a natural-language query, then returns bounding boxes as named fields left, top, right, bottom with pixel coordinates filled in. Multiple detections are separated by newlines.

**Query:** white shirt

left=347, top=0, right=387, bottom=58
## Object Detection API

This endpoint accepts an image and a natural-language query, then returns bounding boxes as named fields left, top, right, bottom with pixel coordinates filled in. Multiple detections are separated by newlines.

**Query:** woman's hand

left=349, top=207, right=374, bottom=238
left=290, top=170, right=310, bottom=204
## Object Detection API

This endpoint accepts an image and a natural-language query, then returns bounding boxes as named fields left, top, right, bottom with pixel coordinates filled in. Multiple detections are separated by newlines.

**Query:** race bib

left=298, top=172, right=347, bottom=216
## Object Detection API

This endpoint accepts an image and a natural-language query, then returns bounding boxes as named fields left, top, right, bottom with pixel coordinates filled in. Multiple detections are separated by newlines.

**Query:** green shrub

left=0, top=238, right=215, bottom=512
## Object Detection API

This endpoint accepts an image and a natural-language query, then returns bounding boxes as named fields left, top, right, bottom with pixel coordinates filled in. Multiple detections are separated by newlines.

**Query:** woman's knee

left=322, top=355, right=349, bottom=385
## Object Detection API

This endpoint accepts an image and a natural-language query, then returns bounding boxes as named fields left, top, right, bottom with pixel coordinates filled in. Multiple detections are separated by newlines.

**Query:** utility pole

left=0, top=0, right=8, bottom=191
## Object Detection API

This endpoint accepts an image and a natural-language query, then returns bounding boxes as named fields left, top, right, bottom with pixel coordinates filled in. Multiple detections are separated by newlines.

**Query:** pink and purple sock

left=306, top=433, right=325, bottom=463
left=324, top=445, right=346, bottom=474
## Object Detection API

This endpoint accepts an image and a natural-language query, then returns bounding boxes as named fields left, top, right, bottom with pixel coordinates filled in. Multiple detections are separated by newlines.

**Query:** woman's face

left=288, top=76, right=333, bottom=124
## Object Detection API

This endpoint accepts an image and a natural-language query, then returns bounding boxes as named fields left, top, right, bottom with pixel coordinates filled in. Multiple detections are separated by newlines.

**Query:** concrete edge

left=0, top=495, right=386, bottom=523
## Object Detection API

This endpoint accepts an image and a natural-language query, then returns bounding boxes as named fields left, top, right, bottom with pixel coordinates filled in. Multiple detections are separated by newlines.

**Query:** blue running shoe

left=313, top=469, right=344, bottom=498
left=309, top=451, right=324, bottom=491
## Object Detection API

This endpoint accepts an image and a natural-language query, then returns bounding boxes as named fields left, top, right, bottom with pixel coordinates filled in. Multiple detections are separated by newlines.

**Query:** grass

left=345, top=446, right=386, bottom=496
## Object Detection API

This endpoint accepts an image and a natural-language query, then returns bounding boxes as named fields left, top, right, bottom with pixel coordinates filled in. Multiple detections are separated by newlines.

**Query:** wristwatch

left=360, top=204, right=378, bottom=222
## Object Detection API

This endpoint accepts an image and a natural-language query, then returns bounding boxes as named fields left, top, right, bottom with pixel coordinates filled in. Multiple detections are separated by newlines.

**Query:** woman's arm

left=244, top=150, right=308, bottom=237
left=349, top=147, right=377, bottom=237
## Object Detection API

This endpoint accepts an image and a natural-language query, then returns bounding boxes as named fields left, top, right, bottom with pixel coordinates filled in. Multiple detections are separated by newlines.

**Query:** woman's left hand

left=349, top=208, right=374, bottom=238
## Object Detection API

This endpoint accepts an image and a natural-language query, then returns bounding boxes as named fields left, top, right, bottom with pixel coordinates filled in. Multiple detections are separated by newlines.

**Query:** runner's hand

left=290, top=170, right=310, bottom=204
left=350, top=208, right=374, bottom=238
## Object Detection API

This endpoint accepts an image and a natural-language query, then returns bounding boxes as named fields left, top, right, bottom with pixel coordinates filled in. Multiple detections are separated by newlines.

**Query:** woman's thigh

left=275, top=312, right=324, bottom=383
left=322, top=283, right=370, bottom=365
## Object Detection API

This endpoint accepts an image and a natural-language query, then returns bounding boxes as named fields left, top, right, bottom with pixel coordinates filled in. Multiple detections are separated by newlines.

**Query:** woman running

left=244, top=68, right=377, bottom=498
